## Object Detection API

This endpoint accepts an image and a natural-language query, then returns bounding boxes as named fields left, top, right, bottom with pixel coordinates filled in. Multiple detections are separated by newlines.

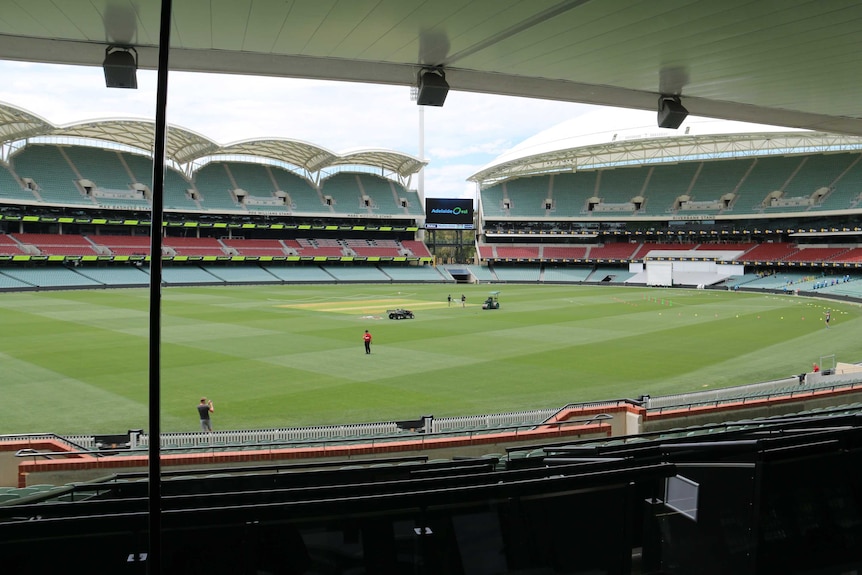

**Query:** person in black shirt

left=198, top=397, right=214, bottom=431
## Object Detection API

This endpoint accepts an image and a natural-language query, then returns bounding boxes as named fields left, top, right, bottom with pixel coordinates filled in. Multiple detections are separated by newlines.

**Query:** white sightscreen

left=647, top=261, right=673, bottom=286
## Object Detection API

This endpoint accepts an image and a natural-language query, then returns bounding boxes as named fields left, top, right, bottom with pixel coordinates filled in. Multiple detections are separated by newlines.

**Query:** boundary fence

left=5, top=369, right=861, bottom=455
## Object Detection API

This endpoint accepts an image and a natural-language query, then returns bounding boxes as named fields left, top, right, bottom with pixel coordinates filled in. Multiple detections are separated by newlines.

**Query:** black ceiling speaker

left=103, top=46, right=138, bottom=89
left=416, top=68, right=449, bottom=107
left=657, top=95, right=688, bottom=129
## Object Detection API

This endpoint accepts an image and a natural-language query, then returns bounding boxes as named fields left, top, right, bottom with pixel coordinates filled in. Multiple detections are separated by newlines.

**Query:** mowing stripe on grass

left=0, top=284, right=858, bottom=434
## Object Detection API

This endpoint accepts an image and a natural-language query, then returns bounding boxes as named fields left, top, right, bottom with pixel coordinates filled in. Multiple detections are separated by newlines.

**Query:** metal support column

left=148, top=0, right=173, bottom=572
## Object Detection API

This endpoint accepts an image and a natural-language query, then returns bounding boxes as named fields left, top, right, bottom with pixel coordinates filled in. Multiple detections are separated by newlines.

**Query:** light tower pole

left=411, top=84, right=427, bottom=244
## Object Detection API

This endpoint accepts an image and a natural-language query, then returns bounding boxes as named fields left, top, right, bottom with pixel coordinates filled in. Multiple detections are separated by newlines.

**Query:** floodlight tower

left=410, top=84, right=427, bottom=242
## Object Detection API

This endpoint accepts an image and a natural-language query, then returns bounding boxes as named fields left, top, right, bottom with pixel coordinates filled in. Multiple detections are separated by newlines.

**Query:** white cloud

left=422, top=161, right=489, bottom=200
left=0, top=59, right=603, bottom=198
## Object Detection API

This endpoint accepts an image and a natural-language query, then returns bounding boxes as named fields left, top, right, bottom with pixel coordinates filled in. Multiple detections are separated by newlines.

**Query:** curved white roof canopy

left=0, top=102, right=426, bottom=179
left=469, top=108, right=862, bottom=187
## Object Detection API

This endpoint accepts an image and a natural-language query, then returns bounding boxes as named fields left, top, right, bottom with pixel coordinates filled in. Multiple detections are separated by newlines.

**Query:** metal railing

left=5, top=375, right=859, bottom=459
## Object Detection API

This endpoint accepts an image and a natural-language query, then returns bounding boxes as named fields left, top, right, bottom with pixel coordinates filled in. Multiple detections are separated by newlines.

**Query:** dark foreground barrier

left=1, top=410, right=861, bottom=574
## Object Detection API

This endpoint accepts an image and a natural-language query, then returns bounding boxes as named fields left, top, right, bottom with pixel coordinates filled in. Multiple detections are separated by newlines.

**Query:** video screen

left=425, top=198, right=474, bottom=229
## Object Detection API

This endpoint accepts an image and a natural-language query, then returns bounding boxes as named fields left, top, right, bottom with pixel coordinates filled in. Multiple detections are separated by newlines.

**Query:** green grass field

left=0, top=283, right=858, bottom=435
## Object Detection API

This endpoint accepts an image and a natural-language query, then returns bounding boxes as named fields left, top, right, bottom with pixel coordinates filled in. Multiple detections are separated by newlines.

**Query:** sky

left=0, top=59, right=602, bottom=200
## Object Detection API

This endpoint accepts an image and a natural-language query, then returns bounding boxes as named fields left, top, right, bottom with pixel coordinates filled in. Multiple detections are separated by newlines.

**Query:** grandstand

left=6, top=108, right=862, bottom=293
left=221, top=238, right=289, bottom=257
left=468, top=112, right=862, bottom=292
left=4, top=108, right=862, bottom=303
left=0, top=103, right=434, bottom=283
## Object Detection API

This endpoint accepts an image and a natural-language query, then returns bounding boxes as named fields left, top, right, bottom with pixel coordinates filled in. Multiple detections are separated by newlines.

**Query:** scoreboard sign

left=425, top=198, right=474, bottom=229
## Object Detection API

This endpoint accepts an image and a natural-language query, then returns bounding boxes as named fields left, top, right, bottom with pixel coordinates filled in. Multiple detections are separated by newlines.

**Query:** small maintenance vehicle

left=482, top=291, right=501, bottom=310
left=387, top=308, right=415, bottom=320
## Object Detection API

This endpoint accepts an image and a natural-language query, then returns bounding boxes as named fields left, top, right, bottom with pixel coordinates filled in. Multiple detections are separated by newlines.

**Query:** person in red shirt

left=812, top=363, right=820, bottom=373
left=363, top=330, right=372, bottom=354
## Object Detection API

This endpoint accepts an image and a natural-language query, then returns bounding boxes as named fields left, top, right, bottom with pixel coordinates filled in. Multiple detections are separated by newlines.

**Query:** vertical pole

left=418, top=105, right=425, bottom=200
left=148, top=0, right=173, bottom=572
left=474, top=181, right=480, bottom=264
left=417, top=104, right=426, bottom=243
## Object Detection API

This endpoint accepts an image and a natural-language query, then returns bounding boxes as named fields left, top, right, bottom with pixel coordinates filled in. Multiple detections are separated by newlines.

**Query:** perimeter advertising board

left=424, top=198, right=474, bottom=229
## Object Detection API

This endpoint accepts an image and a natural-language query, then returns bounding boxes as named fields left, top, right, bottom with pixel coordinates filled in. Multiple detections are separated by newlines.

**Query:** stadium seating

left=221, top=238, right=289, bottom=256
left=4, top=405, right=862, bottom=573
left=787, top=153, right=856, bottom=210
left=589, top=243, right=639, bottom=260
left=744, top=156, right=810, bottom=209
left=503, top=177, right=553, bottom=217
left=163, top=236, right=227, bottom=256
left=683, top=159, right=752, bottom=213
left=0, top=234, right=26, bottom=255
left=741, top=272, right=809, bottom=290
left=590, top=266, right=636, bottom=282
left=542, top=266, right=593, bottom=282
left=354, top=173, right=409, bottom=216
left=591, top=166, right=647, bottom=212
left=551, top=171, right=596, bottom=216
left=3, top=136, right=862, bottom=308
left=227, top=162, right=278, bottom=197
left=0, top=163, right=33, bottom=201
left=694, top=242, right=756, bottom=252
left=320, top=172, right=367, bottom=214
left=782, top=246, right=849, bottom=262
left=479, top=185, right=508, bottom=217
left=263, top=265, right=335, bottom=282
left=346, top=238, right=403, bottom=257
left=399, top=187, right=424, bottom=216
left=115, top=150, right=152, bottom=185
left=322, top=265, right=390, bottom=282
left=477, top=244, right=495, bottom=259
left=818, top=279, right=862, bottom=298
left=160, top=266, right=223, bottom=285
left=269, top=167, right=322, bottom=212
left=1, top=267, right=102, bottom=288
left=379, top=265, right=447, bottom=281
left=632, top=242, right=697, bottom=258
left=11, top=233, right=98, bottom=256
left=0, top=271, right=33, bottom=289
left=477, top=152, right=862, bottom=223
left=493, top=265, right=541, bottom=281
left=466, top=264, right=497, bottom=282
left=543, top=246, right=588, bottom=260
left=825, top=154, right=862, bottom=209
left=494, top=246, right=540, bottom=260
left=831, top=247, right=862, bottom=263
left=295, top=238, right=344, bottom=257
left=740, top=242, right=799, bottom=261
left=89, top=234, right=152, bottom=256
left=10, top=145, right=91, bottom=205
left=401, top=240, right=432, bottom=257
left=640, top=162, right=701, bottom=215
left=75, top=266, right=150, bottom=286
left=202, top=265, right=280, bottom=283
left=107, top=150, right=198, bottom=211
left=63, top=147, right=122, bottom=187
left=192, top=162, right=244, bottom=211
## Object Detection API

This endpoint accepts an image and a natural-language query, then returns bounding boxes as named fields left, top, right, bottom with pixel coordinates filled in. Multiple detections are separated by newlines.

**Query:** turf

left=0, top=283, right=858, bottom=435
